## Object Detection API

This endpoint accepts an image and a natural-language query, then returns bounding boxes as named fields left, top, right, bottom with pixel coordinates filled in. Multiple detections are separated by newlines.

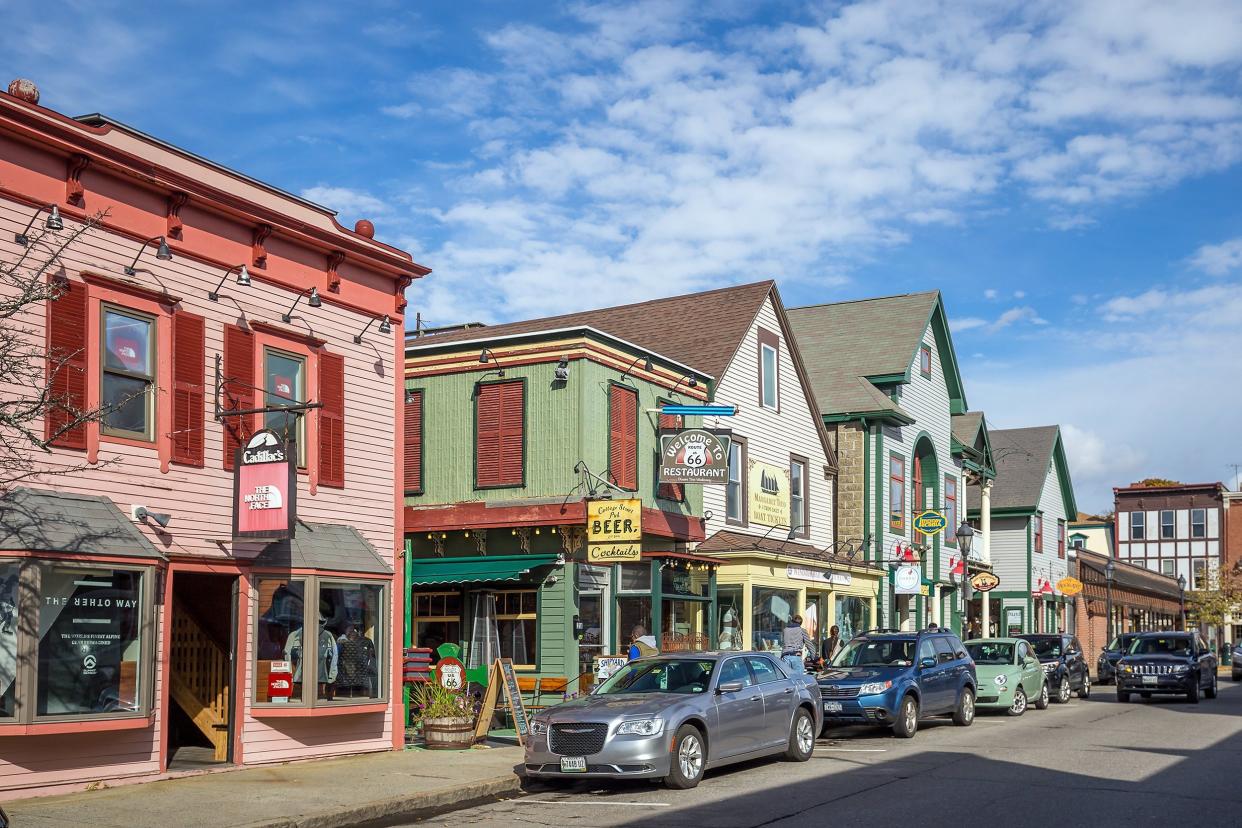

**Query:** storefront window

left=752, top=587, right=798, bottom=653
left=414, top=592, right=462, bottom=654
left=1, top=561, right=20, bottom=718
left=662, top=600, right=705, bottom=650
left=577, top=565, right=609, bottom=676
left=618, top=563, right=651, bottom=592
left=617, top=597, right=652, bottom=652
left=661, top=565, right=708, bottom=598
left=37, top=565, right=144, bottom=717
left=835, top=595, right=871, bottom=642
left=320, top=583, right=383, bottom=700
left=496, top=590, right=536, bottom=668
left=717, top=586, right=743, bottom=651
left=255, top=577, right=305, bottom=703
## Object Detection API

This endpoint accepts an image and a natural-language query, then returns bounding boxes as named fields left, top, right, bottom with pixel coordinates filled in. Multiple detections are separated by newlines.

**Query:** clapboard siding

left=1034, top=458, right=1069, bottom=590
left=990, top=517, right=1032, bottom=589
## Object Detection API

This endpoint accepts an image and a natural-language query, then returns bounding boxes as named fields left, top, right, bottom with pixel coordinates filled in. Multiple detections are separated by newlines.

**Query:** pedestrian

left=781, top=615, right=815, bottom=675
left=628, top=625, right=659, bottom=660
left=821, top=625, right=842, bottom=664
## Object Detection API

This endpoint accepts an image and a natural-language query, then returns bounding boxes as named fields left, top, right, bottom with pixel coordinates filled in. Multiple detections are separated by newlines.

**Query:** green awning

left=409, top=554, right=560, bottom=586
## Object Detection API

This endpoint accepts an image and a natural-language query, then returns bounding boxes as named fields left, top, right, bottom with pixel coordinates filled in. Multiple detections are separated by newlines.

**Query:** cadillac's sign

left=659, top=428, right=731, bottom=485
left=233, top=429, right=297, bottom=542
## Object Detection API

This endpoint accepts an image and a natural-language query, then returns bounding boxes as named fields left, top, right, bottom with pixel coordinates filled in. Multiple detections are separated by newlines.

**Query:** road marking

left=512, top=800, right=672, bottom=808
left=814, top=748, right=888, bottom=752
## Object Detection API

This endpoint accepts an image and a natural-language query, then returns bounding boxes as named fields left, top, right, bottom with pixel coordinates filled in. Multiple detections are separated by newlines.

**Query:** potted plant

left=410, top=681, right=477, bottom=750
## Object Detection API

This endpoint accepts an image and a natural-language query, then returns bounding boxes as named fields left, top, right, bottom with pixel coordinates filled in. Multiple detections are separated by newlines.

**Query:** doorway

left=167, top=572, right=237, bottom=770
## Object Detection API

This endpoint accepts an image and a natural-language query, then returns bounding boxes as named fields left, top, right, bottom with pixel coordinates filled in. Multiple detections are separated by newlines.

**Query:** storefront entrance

left=167, top=572, right=237, bottom=769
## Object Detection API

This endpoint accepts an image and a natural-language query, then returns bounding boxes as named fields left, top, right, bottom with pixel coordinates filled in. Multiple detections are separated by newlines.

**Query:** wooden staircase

left=170, top=606, right=231, bottom=762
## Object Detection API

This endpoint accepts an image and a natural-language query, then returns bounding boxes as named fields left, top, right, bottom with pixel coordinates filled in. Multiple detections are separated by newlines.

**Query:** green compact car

left=966, top=638, right=1049, bottom=716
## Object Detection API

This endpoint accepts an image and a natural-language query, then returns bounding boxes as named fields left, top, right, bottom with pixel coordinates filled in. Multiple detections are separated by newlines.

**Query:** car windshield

left=1131, top=637, right=1193, bottom=657
left=1107, top=635, right=1136, bottom=652
left=831, top=638, right=914, bottom=667
left=1026, top=637, right=1062, bottom=658
left=594, top=659, right=715, bottom=695
left=966, top=642, right=1015, bottom=665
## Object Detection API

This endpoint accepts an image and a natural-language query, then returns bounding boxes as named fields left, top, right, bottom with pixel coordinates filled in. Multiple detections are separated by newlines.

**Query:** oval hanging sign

left=913, top=509, right=947, bottom=535
left=1056, top=576, right=1083, bottom=596
left=970, top=571, right=1000, bottom=592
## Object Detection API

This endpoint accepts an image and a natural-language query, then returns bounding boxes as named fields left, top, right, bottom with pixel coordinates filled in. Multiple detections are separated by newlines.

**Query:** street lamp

left=1177, top=573, right=1187, bottom=631
left=956, top=521, right=975, bottom=634
left=1105, top=558, right=1116, bottom=646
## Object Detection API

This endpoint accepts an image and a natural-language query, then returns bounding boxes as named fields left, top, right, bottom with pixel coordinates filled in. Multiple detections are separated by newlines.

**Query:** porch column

left=980, top=479, right=993, bottom=637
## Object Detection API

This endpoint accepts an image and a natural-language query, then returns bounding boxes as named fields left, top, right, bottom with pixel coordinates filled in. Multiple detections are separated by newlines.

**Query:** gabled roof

left=951, top=412, right=984, bottom=447
left=971, top=425, right=1078, bottom=517
left=0, top=487, right=164, bottom=559
left=787, top=291, right=967, bottom=420
left=951, top=411, right=995, bottom=476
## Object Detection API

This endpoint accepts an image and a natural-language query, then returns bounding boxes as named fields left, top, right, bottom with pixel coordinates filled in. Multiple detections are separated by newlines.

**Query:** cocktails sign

left=587, top=498, right=642, bottom=563
left=233, top=429, right=297, bottom=541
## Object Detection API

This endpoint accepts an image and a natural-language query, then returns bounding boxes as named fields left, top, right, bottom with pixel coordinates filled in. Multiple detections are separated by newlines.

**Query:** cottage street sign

left=659, top=428, right=731, bottom=485
left=970, top=571, right=1001, bottom=592
left=913, top=510, right=948, bottom=536
left=587, top=498, right=642, bottom=563
left=232, top=429, right=296, bottom=542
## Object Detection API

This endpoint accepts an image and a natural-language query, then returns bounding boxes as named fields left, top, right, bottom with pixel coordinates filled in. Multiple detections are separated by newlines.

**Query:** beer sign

left=587, top=498, right=641, bottom=563
left=232, top=429, right=297, bottom=541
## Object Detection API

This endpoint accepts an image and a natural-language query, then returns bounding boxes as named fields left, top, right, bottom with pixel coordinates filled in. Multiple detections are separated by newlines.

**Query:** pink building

left=0, top=80, right=427, bottom=797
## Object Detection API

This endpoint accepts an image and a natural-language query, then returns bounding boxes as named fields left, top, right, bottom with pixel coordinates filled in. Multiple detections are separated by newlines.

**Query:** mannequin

left=336, top=625, right=377, bottom=697
left=718, top=608, right=740, bottom=651
left=285, top=615, right=339, bottom=697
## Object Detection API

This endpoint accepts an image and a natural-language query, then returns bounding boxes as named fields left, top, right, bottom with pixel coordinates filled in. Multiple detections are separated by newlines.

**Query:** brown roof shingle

left=976, top=426, right=1060, bottom=511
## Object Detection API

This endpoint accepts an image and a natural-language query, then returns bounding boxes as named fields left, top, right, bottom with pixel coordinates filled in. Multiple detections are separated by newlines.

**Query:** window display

left=835, top=595, right=871, bottom=642
left=320, top=583, right=383, bottom=700
left=1, top=561, right=18, bottom=718
left=717, top=587, right=743, bottom=651
left=752, top=587, right=797, bottom=652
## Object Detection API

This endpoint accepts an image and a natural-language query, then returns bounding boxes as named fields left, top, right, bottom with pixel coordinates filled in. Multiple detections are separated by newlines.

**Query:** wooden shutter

left=656, top=408, right=683, bottom=502
left=608, top=385, right=638, bottom=491
left=171, top=312, right=205, bottom=466
left=476, top=381, right=523, bottom=487
left=222, top=324, right=256, bottom=470
left=44, top=279, right=89, bottom=449
left=318, top=351, right=345, bottom=488
left=404, top=389, right=423, bottom=494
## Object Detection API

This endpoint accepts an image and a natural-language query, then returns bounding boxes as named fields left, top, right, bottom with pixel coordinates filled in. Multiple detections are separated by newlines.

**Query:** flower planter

left=422, top=716, right=475, bottom=750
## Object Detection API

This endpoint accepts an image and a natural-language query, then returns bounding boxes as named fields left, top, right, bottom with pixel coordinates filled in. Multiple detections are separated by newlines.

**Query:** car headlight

left=1042, top=663, right=1055, bottom=672
left=530, top=719, right=548, bottom=735
left=1173, top=664, right=1190, bottom=673
left=1120, top=664, right=1134, bottom=674
left=616, top=718, right=664, bottom=737
left=994, top=675, right=1008, bottom=686
left=858, top=681, right=892, bottom=695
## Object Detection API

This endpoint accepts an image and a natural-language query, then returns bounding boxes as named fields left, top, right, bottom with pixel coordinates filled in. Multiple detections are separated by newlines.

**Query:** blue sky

left=5, top=0, right=1242, bottom=511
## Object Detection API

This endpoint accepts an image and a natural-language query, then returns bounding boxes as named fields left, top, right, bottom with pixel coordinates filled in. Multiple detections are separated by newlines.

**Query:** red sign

left=268, top=659, right=293, bottom=702
left=436, top=657, right=466, bottom=691
left=232, top=429, right=296, bottom=541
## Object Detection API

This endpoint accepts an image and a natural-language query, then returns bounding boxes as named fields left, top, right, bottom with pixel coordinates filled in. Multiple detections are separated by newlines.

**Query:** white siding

left=990, top=517, right=1030, bottom=588
left=1033, top=456, right=1069, bottom=592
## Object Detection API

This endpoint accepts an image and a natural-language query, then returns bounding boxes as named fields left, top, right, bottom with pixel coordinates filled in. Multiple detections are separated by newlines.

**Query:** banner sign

left=659, top=428, right=731, bottom=484
left=233, top=429, right=297, bottom=541
left=748, top=461, right=790, bottom=527
left=970, top=571, right=1001, bottom=592
left=1056, top=577, right=1083, bottom=596
left=786, top=565, right=852, bottom=587
left=913, top=510, right=948, bottom=536
left=587, top=499, right=642, bottom=563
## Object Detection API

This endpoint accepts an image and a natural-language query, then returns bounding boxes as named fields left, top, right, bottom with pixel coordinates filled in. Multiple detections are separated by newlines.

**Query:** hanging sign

left=659, top=429, right=731, bottom=484
left=893, top=564, right=922, bottom=595
left=1056, top=577, right=1083, bottom=596
left=587, top=498, right=642, bottom=563
left=232, top=429, right=297, bottom=541
left=913, top=510, right=947, bottom=536
left=748, top=460, right=790, bottom=527
left=970, top=571, right=1000, bottom=592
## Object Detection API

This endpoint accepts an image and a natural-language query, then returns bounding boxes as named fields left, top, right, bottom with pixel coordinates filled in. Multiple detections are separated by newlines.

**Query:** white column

left=981, top=479, right=993, bottom=636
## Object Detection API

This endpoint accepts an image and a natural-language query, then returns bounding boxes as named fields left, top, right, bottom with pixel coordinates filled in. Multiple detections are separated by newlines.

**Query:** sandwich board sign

left=473, top=658, right=531, bottom=746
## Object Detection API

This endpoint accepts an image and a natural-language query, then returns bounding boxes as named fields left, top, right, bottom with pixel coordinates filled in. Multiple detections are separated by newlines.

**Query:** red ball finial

left=354, top=219, right=375, bottom=238
left=7, top=78, right=40, bottom=105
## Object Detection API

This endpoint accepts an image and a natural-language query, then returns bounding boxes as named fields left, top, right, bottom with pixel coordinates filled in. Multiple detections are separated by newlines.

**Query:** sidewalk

left=5, top=743, right=526, bottom=828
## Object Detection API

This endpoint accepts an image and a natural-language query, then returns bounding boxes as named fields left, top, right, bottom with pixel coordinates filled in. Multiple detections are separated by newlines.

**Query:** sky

left=4, top=0, right=1242, bottom=512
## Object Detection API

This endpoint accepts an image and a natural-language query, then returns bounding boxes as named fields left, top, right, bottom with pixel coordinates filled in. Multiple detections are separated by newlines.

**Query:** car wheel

left=1077, top=677, right=1091, bottom=699
left=1205, top=672, right=1218, bottom=700
left=952, top=687, right=975, bottom=726
left=892, top=694, right=919, bottom=738
left=664, top=724, right=706, bottom=789
left=1054, top=676, right=1071, bottom=704
left=1117, top=690, right=1130, bottom=703
left=1007, top=687, right=1027, bottom=717
left=1186, top=678, right=1200, bottom=705
left=785, top=708, right=815, bottom=762
left=1034, top=681, right=1050, bottom=710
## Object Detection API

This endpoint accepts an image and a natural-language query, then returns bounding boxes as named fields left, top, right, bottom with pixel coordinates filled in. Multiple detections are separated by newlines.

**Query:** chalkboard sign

left=499, top=659, right=530, bottom=742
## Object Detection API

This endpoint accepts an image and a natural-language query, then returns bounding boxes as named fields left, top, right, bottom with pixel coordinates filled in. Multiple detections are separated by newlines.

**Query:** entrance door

left=168, top=572, right=237, bottom=768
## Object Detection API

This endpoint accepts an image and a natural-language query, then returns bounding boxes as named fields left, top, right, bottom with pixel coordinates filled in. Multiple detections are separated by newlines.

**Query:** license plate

left=560, top=756, right=587, bottom=773
left=1142, top=675, right=1157, bottom=685
left=824, top=701, right=843, bottom=713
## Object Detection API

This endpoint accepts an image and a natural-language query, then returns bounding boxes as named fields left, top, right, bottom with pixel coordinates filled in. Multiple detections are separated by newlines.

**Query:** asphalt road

left=408, top=680, right=1242, bottom=827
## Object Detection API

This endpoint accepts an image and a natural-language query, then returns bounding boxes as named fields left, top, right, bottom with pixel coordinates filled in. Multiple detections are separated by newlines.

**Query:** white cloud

left=953, top=305, right=1047, bottom=334
left=300, top=185, right=389, bottom=220
left=951, top=317, right=988, bottom=332
left=1013, top=290, right=1026, bottom=299
left=1189, top=237, right=1242, bottom=276
left=983, top=289, right=998, bottom=300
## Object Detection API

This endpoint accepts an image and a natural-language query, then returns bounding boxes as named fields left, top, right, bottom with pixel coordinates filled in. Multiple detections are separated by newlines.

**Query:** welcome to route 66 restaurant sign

left=232, top=429, right=297, bottom=542
left=659, top=428, right=732, bottom=485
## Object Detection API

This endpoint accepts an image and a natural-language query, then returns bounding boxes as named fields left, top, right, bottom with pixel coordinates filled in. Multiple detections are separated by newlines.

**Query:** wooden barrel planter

left=422, top=717, right=475, bottom=750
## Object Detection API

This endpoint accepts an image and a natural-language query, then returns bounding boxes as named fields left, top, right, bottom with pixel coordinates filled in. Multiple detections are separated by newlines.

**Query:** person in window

left=628, top=625, right=659, bottom=660
left=781, top=614, right=815, bottom=675
left=821, top=625, right=842, bottom=664
left=335, top=625, right=377, bottom=697
left=285, top=613, right=339, bottom=698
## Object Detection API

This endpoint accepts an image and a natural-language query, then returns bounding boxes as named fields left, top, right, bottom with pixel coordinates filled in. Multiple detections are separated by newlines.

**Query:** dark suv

left=1018, top=634, right=1091, bottom=703
left=816, top=627, right=977, bottom=738
left=1096, top=633, right=1140, bottom=685
left=1117, top=632, right=1218, bottom=703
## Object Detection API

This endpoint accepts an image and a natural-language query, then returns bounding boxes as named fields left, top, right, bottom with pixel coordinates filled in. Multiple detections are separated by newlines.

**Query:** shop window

left=1130, top=511, right=1145, bottom=540
left=889, top=454, right=905, bottom=534
left=495, top=590, right=537, bottom=669
left=616, top=597, right=652, bottom=654
left=101, top=306, right=156, bottom=441
left=919, top=345, right=932, bottom=378
left=475, top=380, right=525, bottom=489
left=758, top=329, right=780, bottom=411
left=944, top=475, right=957, bottom=546
left=1191, top=508, right=1206, bottom=538
left=717, top=586, right=743, bottom=651
left=618, top=562, right=652, bottom=592
left=253, top=575, right=387, bottom=706
left=1160, top=510, right=1175, bottom=540
left=1033, top=514, right=1043, bottom=553
left=661, top=565, right=709, bottom=598
left=608, top=384, right=638, bottom=491
left=726, top=438, right=747, bottom=525
left=576, top=572, right=607, bottom=677
left=790, top=457, right=808, bottom=538
left=752, top=586, right=798, bottom=653
left=263, top=348, right=307, bottom=467
left=414, top=591, right=462, bottom=654
left=834, top=595, right=871, bottom=643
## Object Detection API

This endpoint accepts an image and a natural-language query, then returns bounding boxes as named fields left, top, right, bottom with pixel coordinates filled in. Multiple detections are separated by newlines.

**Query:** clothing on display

left=335, top=630, right=376, bottom=694
left=284, top=622, right=339, bottom=685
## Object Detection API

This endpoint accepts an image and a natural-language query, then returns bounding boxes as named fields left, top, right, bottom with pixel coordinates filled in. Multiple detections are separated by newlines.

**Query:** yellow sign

left=587, top=499, right=641, bottom=563
left=970, top=571, right=1000, bottom=592
left=1056, top=576, right=1083, bottom=596
left=914, top=510, right=947, bottom=535
left=748, top=461, right=790, bottom=528
left=588, top=542, right=641, bottom=563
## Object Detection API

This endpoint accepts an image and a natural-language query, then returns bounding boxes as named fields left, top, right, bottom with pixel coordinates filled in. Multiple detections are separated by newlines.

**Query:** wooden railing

left=170, top=607, right=230, bottom=761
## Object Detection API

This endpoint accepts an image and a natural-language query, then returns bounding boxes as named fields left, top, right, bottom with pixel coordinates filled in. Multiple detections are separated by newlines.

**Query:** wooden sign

left=472, top=659, right=531, bottom=746
left=970, top=571, right=1000, bottom=592
left=1056, top=576, right=1083, bottom=596
left=587, top=499, right=642, bottom=563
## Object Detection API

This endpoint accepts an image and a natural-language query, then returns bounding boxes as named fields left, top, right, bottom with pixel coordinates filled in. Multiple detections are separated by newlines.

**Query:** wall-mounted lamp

left=14, top=204, right=62, bottom=246
left=208, top=264, right=250, bottom=302
left=131, top=505, right=172, bottom=528
left=555, top=356, right=570, bottom=381
left=282, top=287, right=321, bottom=322
left=619, top=354, right=654, bottom=381
left=124, top=236, right=172, bottom=275
left=478, top=348, right=504, bottom=377
left=669, top=375, right=700, bottom=396
left=354, top=315, right=393, bottom=343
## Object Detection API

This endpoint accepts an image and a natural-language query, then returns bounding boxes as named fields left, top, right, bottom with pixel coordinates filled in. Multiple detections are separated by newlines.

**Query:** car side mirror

left=1066, top=649, right=1079, bottom=657
left=716, top=681, right=744, bottom=694
left=919, top=657, right=937, bottom=669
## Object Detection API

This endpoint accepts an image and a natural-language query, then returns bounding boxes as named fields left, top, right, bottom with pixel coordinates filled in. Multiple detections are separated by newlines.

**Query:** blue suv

left=817, top=627, right=977, bottom=738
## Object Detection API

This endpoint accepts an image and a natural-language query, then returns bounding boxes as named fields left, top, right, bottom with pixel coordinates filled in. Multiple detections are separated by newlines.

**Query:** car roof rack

left=857, top=627, right=910, bottom=636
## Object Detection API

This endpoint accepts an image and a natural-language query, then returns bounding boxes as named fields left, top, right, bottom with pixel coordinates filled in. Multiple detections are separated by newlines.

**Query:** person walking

left=628, top=625, right=659, bottom=660
left=821, top=625, right=842, bottom=664
left=781, top=615, right=815, bottom=675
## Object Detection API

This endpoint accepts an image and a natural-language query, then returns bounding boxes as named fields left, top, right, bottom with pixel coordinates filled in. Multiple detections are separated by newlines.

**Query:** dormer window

left=919, top=345, right=932, bottom=378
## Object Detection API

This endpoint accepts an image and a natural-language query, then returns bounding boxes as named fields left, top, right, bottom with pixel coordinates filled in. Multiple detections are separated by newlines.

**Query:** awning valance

left=409, top=553, right=560, bottom=586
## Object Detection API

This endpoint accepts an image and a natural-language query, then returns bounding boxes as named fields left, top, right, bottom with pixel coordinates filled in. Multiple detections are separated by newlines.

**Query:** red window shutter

left=171, top=312, right=205, bottom=467
left=404, top=389, right=423, bottom=494
left=44, top=279, right=89, bottom=449
left=657, top=409, right=683, bottom=501
left=222, top=324, right=256, bottom=470
left=609, top=385, right=638, bottom=491
left=476, top=381, right=523, bottom=487
left=318, top=352, right=346, bottom=488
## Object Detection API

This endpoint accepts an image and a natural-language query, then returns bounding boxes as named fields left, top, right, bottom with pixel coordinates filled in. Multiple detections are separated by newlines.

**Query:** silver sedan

left=523, top=651, right=822, bottom=789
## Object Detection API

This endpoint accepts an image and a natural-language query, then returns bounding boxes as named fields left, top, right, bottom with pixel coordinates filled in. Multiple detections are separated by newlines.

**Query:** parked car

left=816, top=627, right=977, bottom=738
left=523, top=651, right=822, bottom=789
left=1116, top=632, right=1218, bottom=703
left=1018, top=633, right=1091, bottom=702
left=1232, top=641, right=1242, bottom=682
left=1096, top=633, right=1140, bottom=685
left=966, top=638, right=1049, bottom=716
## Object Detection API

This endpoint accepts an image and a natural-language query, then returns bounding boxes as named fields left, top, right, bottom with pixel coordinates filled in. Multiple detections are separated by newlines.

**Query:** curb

left=239, top=773, right=523, bottom=828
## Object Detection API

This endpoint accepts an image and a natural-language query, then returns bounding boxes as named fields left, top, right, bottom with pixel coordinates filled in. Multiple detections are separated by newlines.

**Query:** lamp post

left=1177, top=573, right=1186, bottom=631
left=956, top=521, right=974, bottom=635
left=1105, top=558, right=1116, bottom=646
